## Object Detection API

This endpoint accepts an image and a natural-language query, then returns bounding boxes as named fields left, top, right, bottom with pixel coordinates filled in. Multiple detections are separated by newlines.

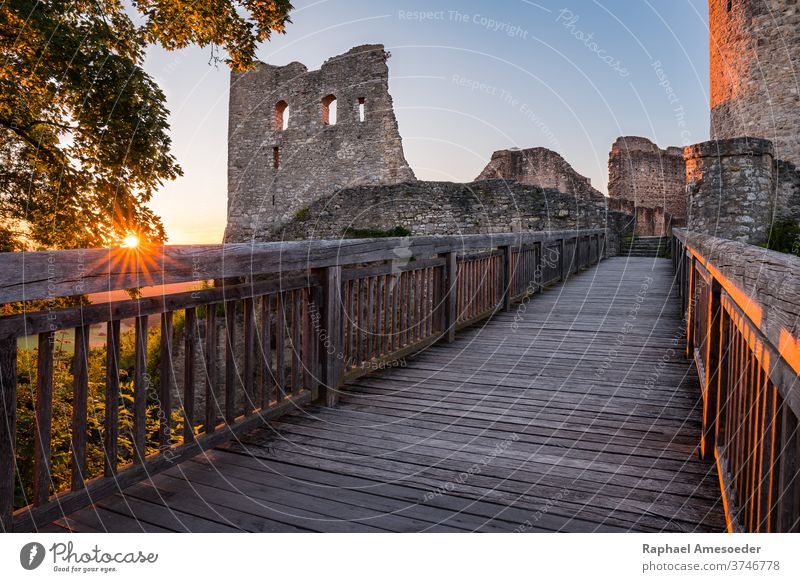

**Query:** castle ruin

left=225, top=44, right=415, bottom=242
left=475, top=147, right=605, bottom=201
left=709, top=0, right=800, bottom=167
left=607, top=137, right=686, bottom=235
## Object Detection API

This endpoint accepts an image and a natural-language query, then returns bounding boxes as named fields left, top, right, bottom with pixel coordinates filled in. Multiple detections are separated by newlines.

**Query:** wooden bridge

left=0, top=229, right=797, bottom=532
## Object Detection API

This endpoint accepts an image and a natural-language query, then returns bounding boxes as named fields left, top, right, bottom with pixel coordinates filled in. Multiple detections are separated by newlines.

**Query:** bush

left=293, top=207, right=310, bottom=221
left=763, top=217, right=800, bottom=256
left=343, top=226, right=412, bottom=238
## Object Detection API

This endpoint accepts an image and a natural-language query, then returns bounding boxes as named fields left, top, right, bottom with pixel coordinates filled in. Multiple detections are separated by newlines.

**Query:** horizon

left=145, top=0, right=710, bottom=244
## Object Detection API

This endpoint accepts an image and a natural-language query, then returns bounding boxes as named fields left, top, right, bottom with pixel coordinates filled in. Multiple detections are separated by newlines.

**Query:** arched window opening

left=275, top=100, right=289, bottom=131
left=358, top=97, right=366, bottom=122
left=322, top=94, right=337, bottom=126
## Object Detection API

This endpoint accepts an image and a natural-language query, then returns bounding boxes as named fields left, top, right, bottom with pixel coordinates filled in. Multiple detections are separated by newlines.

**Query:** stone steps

left=621, top=236, right=670, bottom=258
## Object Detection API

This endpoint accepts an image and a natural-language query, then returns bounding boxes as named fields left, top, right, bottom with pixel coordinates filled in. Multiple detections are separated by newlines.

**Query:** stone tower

left=607, top=136, right=686, bottom=221
left=709, top=0, right=800, bottom=166
left=225, top=44, right=415, bottom=242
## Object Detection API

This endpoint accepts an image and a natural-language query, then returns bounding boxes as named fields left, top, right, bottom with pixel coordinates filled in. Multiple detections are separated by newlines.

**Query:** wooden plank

left=442, top=252, right=456, bottom=342
left=183, top=308, right=197, bottom=443
left=34, top=332, right=54, bottom=505
left=133, top=316, right=148, bottom=463
left=778, top=405, right=799, bottom=532
left=224, top=300, right=237, bottom=423
left=260, top=295, right=273, bottom=408
left=243, top=298, right=255, bottom=412
left=105, top=320, right=121, bottom=476
left=159, top=311, right=174, bottom=448
left=71, top=325, right=89, bottom=489
left=275, top=292, right=286, bottom=401
left=204, top=304, right=218, bottom=433
left=291, top=290, right=302, bottom=395
left=316, top=266, right=342, bottom=407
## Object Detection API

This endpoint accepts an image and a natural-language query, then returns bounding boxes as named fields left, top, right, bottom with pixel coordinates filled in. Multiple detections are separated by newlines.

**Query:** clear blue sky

left=144, top=0, right=710, bottom=243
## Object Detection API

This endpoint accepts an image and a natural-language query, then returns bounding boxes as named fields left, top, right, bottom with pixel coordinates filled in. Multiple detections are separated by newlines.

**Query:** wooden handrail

left=0, top=229, right=605, bottom=531
left=672, top=229, right=800, bottom=533
left=0, top=230, right=602, bottom=305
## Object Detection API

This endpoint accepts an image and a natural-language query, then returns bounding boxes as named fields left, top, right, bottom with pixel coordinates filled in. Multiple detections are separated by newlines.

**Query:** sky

left=143, top=0, right=711, bottom=244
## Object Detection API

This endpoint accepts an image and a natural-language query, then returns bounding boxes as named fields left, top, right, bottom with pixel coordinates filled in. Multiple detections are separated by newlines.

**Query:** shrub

left=343, top=226, right=412, bottom=238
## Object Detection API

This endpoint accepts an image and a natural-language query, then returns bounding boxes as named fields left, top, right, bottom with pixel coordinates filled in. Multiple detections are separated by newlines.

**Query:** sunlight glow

left=121, top=234, right=140, bottom=249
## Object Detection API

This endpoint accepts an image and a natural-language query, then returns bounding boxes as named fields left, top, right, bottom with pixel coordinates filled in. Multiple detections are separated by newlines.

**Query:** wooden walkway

left=44, top=257, right=724, bottom=532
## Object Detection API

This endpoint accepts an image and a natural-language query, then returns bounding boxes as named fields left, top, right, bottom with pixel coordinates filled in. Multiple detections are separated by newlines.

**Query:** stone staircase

left=621, top=236, right=670, bottom=258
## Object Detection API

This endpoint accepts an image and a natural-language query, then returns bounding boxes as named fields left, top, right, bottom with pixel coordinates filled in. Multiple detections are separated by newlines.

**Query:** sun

left=121, top=234, right=140, bottom=249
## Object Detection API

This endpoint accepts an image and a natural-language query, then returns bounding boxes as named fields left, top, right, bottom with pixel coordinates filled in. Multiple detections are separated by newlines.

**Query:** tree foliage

left=0, top=0, right=292, bottom=248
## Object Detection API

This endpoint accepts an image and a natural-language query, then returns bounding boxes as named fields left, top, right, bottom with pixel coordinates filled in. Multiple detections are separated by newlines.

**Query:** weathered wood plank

left=183, top=308, right=197, bottom=443
left=34, top=332, right=54, bottom=505
left=159, top=311, right=174, bottom=448
left=71, top=325, right=89, bottom=489
left=132, top=317, right=148, bottom=463
left=105, top=320, right=121, bottom=476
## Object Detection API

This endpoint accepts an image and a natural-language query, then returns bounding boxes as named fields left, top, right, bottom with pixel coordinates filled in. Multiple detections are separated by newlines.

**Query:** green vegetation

left=343, top=226, right=412, bottom=239
left=762, top=217, right=800, bottom=257
left=293, top=206, right=311, bottom=221
left=14, top=318, right=189, bottom=509
left=1, top=0, right=293, bottom=248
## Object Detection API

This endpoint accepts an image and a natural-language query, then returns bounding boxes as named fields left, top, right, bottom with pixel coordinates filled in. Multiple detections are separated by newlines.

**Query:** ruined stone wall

left=278, top=179, right=631, bottom=256
left=709, top=0, right=800, bottom=167
left=225, top=44, right=415, bottom=242
left=607, top=136, right=686, bottom=231
left=475, top=147, right=604, bottom=201
left=684, top=137, right=776, bottom=244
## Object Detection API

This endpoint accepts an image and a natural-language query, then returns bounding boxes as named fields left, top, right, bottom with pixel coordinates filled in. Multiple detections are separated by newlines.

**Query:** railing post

left=500, top=245, right=513, bottom=311
left=316, top=266, right=343, bottom=407
left=442, top=251, right=458, bottom=342
left=559, top=237, right=566, bottom=282
left=686, top=253, right=696, bottom=359
left=0, top=336, right=16, bottom=532
left=701, top=279, right=723, bottom=460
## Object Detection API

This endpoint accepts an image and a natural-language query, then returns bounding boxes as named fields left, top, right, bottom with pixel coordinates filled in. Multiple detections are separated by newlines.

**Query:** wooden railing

left=0, top=229, right=604, bottom=531
left=673, top=229, right=800, bottom=532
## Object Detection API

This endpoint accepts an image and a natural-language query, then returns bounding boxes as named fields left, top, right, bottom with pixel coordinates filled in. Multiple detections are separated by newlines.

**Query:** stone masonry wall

left=709, top=0, right=800, bottom=167
left=475, top=147, right=604, bottom=201
left=684, top=137, right=776, bottom=244
left=278, top=179, right=632, bottom=256
left=607, top=136, right=686, bottom=232
left=225, top=44, right=415, bottom=242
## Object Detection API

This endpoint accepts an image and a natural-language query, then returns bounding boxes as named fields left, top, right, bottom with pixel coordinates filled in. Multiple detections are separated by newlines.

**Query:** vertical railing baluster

left=159, top=311, right=173, bottom=449
left=71, top=325, right=89, bottom=489
left=0, top=336, right=17, bottom=532
left=133, top=316, right=148, bottom=463
left=778, top=406, right=799, bottom=532
left=292, top=291, right=301, bottom=395
left=105, top=320, right=120, bottom=476
left=275, top=292, right=286, bottom=401
left=301, top=289, right=314, bottom=397
left=224, top=300, right=237, bottom=424
left=319, top=267, right=343, bottom=406
left=183, top=308, right=196, bottom=443
left=757, top=381, right=778, bottom=532
left=34, top=332, right=54, bottom=505
left=376, top=276, right=384, bottom=357
left=260, top=295, right=273, bottom=409
left=204, top=304, right=217, bottom=433
left=243, top=298, right=255, bottom=413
